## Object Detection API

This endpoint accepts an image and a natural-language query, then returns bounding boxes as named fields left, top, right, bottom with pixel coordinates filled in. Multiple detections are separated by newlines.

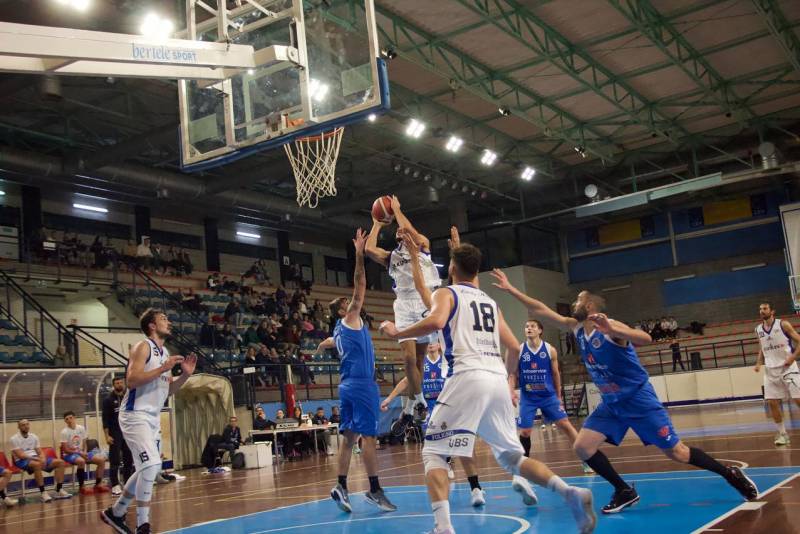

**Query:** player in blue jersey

left=317, top=228, right=396, bottom=514
left=492, top=270, right=758, bottom=515
left=512, top=319, right=593, bottom=485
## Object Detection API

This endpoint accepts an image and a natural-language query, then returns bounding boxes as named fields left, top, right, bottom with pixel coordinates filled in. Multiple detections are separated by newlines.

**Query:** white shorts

left=424, top=370, right=524, bottom=460
left=394, top=297, right=438, bottom=344
left=764, top=363, right=800, bottom=399
left=119, top=411, right=162, bottom=471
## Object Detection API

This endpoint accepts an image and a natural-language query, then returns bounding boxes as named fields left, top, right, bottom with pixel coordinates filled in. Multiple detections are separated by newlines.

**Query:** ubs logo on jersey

left=591, top=337, right=602, bottom=349
left=430, top=371, right=438, bottom=379
left=586, top=353, right=596, bottom=365
left=530, top=362, right=538, bottom=369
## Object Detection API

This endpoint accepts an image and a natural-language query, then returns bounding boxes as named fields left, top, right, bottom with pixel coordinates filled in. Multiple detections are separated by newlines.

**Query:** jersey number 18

left=469, top=301, right=495, bottom=332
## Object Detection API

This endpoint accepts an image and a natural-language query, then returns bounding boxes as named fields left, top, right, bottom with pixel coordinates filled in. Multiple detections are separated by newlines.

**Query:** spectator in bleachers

left=224, top=299, right=243, bottom=328
left=275, top=285, right=287, bottom=303
left=121, top=239, right=137, bottom=267
left=285, top=324, right=301, bottom=353
left=285, top=311, right=301, bottom=331
left=221, top=322, right=238, bottom=351
left=263, top=293, right=277, bottom=316
left=102, top=375, right=133, bottom=495
left=136, top=236, right=153, bottom=271
left=10, top=419, right=71, bottom=502
left=269, top=313, right=282, bottom=330
left=0, top=462, right=17, bottom=506
left=221, top=276, right=239, bottom=293
left=90, top=235, right=108, bottom=269
left=670, top=340, right=685, bottom=372
left=243, top=321, right=261, bottom=348
left=207, top=272, right=220, bottom=290
left=200, top=316, right=216, bottom=347
left=689, top=320, right=706, bottom=335
left=297, top=295, right=308, bottom=315
left=289, top=263, right=302, bottom=289
left=53, top=344, right=72, bottom=367
left=669, top=316, right=679, bottom=337
left=150, top=241, right=165, bottom=274
left=244, top=345, right=257, bottom=365
left=180, top=248, right=193, bottom=275
left=60, top=411, right=109, bottom=495
left=300, top=314, right=314, bottom=335
left=329, top=405, right=340, bottom=424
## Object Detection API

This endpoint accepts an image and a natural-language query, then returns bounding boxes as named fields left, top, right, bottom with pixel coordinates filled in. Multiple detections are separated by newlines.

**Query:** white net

left=284, top=127, right=344, bottom=208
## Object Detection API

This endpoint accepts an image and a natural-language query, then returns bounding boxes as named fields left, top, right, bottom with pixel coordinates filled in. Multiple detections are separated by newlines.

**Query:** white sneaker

left=775, top=432, right=789, bottom=446
left=582, top=462, right=595, bottom=474
left=565, top=486, right=597, bottom=534
left=40, top=491, right=52, bottom=503
left=54, top=489, right=72, bottom=500
left=111, top=484, right=122, bottom=495
left=3, top=496, right=18, bottom=506
left=540, top=424, right=546, bottom=430
left=511, top=474, right=538, bottom=505
left=470, top=487, right=486, bottom=507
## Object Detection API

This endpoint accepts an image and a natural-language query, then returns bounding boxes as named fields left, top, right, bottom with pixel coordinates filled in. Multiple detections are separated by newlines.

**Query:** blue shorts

left=14, top=456, right=55, bottom=474
left=339, top=378, right=380, bottom=437
left=63, top=450, right=100, bottom=464
left=583, top=383, right=679, bottom=449
left=517, top=394, right=567, bottom=428
left=0, top=466, right=4, bottom=475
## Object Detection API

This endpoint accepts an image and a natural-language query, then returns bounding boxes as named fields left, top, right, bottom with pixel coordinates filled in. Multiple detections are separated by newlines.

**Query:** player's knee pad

left=134, top=463, right=159, bottom=503
left=422, top=448, right=449, bottom=474
left=496, top=449, right=524, bottom=475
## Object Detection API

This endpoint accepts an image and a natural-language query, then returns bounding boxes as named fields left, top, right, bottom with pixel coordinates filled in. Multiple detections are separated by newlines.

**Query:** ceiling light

left=521, top=167, right=536, bottom=181
left=308, top=78, right=329, bottom=102
left=380, top=47, right=397, bottom=60
left=471, top=190, right=477, bottom=197
left=237, top=231, right=260, bottom=239
left=140, top=13, right=174, bottom=39
left=574, top=146, right=587, bottom=158
left=451, top=182, right=458, bottom=190
left=405, top=119, right=426, bottom=138
left=445, top=136, right=463, bottom=152
left=56, top=0, right=90, bottom=11
left=247, top=69, right=254, bottom=75
left=412, top=170, right=420, bottom=178
left=461, top=185, right=469, bottom=192
left=73, top=203, right=107, bottom=213
left=423, top=173, right=432, bottom=182
left=498, top=106, right=511, bottom=117
left=392, top=162, right=402, bottom=172
left=480, top=149, right=497, bottom=166
left=0, top=191, right=6, bottom=196
left=404, top=166, right=412, bottom=175
left=367, top=113, right=377, bottom=122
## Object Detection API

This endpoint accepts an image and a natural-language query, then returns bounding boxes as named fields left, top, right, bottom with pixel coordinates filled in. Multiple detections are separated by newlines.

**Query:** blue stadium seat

left=0, top=320, right=16, bottom=330
left=0, top=335, right=12, bottom=346
left=15, top=335, right=34, bottom=347
left=15, top=352, right=31, bottom=363
left=31, top=351, right=46, bottom=363
left=0, top=352, right=13, bottom=364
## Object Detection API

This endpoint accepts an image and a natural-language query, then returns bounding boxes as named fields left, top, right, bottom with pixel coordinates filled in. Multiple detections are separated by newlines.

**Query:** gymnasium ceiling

left=0, top=0, right=799, bottom=235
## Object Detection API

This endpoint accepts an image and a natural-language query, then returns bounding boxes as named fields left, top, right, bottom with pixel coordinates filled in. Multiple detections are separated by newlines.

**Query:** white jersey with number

left=388, top=243, right=441, bottom=298
left=441, top=283, right=505, bottom=377
left=121, top=338, right=171, bottom=417
left=757, top=319, right=795, bottom=368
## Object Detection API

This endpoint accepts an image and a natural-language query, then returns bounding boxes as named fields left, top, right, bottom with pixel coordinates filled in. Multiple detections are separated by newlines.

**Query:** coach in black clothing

left=222, top=416, right=242, bottom=450
left=102, top=376, right=133, bottom=493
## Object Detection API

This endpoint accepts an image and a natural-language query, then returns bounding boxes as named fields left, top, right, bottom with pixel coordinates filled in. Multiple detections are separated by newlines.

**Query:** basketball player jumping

left=101, top=309, right=197, bottom=534
left=381, top=243, right=596, bottom=534
left=753, top=302, right=800, bottom=446
left=366, top=196, right=440, bottom=436
left=318, top=228, right=396, bottom=514
left=512, top=319, right=593, bottom=494
left=491, top=270, right=758, bottom=515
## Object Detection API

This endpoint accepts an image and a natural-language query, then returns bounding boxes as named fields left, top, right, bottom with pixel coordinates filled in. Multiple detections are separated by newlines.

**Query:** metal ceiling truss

left=608, top=0, right=755, bottom=122
left=371, top=3, right=620, bottom=162
left=751, top=0, right=800, bottom=74
left=451, top=0, right=681, bottom=144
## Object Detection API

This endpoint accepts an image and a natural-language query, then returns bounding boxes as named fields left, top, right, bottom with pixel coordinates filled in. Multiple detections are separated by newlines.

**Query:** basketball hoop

left=284, top=127, right=344, bottom=208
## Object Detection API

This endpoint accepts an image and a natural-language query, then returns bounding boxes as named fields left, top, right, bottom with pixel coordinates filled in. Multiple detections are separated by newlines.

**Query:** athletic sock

left=519, top=435, right=531, bottom=457
left=112, top=493, right=133, bottom=516
left=413, top=392, right=426, bottom=406
left=96, top=475, right=104, bottom=484
left=546, top=475, right=569, bottom=497
left=136, top=505, right=150, bottom=527
left=776, top=421, right=787, bottom=434
left=337, top=475, right=347, bottom=490
left=77, top=468, right=85, bottom=487
left=468, top=475, right=481, bottom=491
left=431, top=500, right=452, bottom=529
left=585, top=451, right=630, bottom=492
left=39, top=486, right=45, bottom=493
left=403, top=397, right=415, bottom=416
left=688, top=447, right=729, bottom=478
left=56, top=483, right=63, bottom=492
left=368, top=476, right=381, bottom=493
left=0, top=490, right=6, bottom=498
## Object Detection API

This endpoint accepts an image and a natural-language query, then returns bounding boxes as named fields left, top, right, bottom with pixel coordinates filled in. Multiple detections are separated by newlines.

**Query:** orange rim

left=296, top=127, right=344, bottom=143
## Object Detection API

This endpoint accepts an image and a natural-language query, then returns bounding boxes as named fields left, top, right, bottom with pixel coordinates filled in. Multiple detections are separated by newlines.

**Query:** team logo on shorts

left=591, top=338, right=602, bottom=349
left=440, top=422, right=447, bottom=431
left=658, top=426, right=670, bottom=438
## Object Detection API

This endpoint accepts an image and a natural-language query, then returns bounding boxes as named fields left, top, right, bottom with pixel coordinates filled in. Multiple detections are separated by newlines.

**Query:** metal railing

left=0, top=268, right=126, bottom=366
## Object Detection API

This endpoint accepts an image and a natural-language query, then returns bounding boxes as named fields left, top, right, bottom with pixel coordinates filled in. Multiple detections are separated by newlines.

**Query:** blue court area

left=167, top=466, right=798, bottom=534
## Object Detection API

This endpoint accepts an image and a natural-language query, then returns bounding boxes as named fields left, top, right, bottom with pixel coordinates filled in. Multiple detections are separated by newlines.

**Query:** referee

left=102, top=375, right=133, bottom=495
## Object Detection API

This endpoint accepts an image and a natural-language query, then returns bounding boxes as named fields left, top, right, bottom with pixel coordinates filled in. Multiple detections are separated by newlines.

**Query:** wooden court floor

left=3, top=401, right=800, bottom=534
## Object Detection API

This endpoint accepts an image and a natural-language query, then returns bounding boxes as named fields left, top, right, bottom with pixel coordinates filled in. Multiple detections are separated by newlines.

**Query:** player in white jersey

left=753, top=301, right=800, bottom=446
left=381, top=243, right=595, bottom=534
left=366, top=196, right=442, bottom=436
left=101, top=308, right=196, bottom=534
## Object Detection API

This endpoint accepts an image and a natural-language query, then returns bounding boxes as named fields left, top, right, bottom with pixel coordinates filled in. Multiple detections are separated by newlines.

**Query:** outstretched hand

left=390, top=195, right=401, bottom=215
left=353, top=228, right=367, bottom=254
left=490, top=268, right=514, bottom=292
left=400, top=230, right=418, bottom=258
left=379, top=321, right=400, bottom=339
left=587, top=313, right=613, bottom=335
left=181, top=353, right=197, bottom=376
left=448, top=226, right=461, bottom=249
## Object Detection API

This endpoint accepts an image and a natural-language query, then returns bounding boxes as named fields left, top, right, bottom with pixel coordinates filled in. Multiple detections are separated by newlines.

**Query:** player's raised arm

left=391, top=195, right=430, bottom=251
left=497, top=309, right=522, bottom=379
left=588, top=313, right=652, bottom=346
left=315, top=337, right=335, bottom=354
left=126, top=341, right=183, bottom=389
left=400, top=230, right=432, bottom=309
left=365, top=219, right=391, bottom=266
left=381, top=377, right=408, bottom=411
left=491, top=269, right=578, bottom=332
left=380, top=287, right=453, bottom=340
left=345, top=228, right=367, bottom=324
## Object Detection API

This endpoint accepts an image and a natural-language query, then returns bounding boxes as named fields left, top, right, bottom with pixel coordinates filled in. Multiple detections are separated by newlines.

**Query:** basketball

left=371, top=195, right=394, bottom=223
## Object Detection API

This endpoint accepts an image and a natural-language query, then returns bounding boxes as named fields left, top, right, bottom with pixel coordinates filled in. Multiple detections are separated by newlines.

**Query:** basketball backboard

left=178, top=0, right=389, bottom=172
